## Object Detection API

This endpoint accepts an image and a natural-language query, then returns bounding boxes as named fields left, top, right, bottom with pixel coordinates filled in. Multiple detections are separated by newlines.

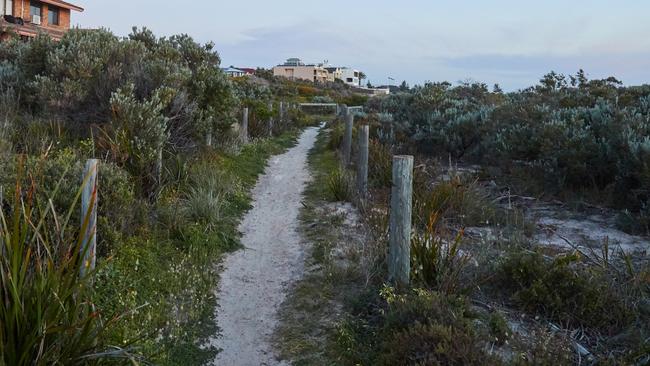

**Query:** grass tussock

left=327, top=168, right=353, bottom=202
left=0, top=171, right=136, bottom=364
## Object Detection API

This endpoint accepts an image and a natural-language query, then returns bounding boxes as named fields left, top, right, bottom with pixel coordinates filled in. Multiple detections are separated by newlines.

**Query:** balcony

left=1, top=14, right=65, bottom=40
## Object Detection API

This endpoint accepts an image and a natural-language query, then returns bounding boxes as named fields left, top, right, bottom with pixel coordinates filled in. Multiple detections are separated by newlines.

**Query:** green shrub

left=379, top=322, right=497, bottom=366
left=0, top=174, right=132, bottom=364
left=410, top=213, right=470, bottom=294
left=368, top=138, right=392, bottom=188
left=339, top=287, right=501, bottom=365
left=414, top=174, right=494, bottom=227
left=328, top=123, right=345, bottom=151
left=496, top=251, right=633, bottom=334
left=0, top=150, right=139, bottom=257
left=327, top=168, right=352, bottom=202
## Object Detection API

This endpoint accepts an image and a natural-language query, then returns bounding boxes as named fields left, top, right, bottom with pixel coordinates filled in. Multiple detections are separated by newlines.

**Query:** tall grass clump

left=0, top=173, right=131, bottom=364
left=411, top=213, right=470, bottom=294
left=327, top=168, right=352, bottom=202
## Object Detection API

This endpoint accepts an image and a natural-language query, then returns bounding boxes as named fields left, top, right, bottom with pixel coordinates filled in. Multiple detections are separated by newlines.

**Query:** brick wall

left=10, top=0, right=72, bottom=31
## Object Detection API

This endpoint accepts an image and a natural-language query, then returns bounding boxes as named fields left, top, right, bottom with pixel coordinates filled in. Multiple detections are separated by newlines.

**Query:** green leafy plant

left=410, top=213, right=470, bottom=294
left=327, top=168, right=352, bottom=202
left=0, top=168, right=133, bottom=364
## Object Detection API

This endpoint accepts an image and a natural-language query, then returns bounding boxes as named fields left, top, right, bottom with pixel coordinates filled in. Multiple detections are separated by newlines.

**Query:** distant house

left=0, top=0, right=84, bottom=42
left=325, top=66, right=362, bottom=86
left=238, top=67, right=256, bottom=75
left=273, top=58, right=329, bottom=83
left=222, top=66, right=247, bottom=78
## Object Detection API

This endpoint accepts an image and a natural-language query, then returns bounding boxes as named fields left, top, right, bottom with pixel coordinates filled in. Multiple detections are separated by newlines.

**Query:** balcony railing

left=1, top=14, right=65, bottom=40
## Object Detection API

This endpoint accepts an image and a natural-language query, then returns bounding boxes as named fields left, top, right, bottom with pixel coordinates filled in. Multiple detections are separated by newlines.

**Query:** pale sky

left=73, top=1, right=650, bottom=90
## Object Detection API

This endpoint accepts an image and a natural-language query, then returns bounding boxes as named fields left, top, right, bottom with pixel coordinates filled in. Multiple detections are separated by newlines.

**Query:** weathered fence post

left=279, top=101, right=285, bottom=125
left=388, top=155, right=413, bottom=286
left=342, top=110, right=354, bottom=165
left=241, top=107, right=249, bottom=144
left=268, top=101, right=274, bottom=137
left=357, top=125, right=369, bottom=197
left=80, top=159, right=98, bottom=277
left=155, top=147, right=163, bottom=186
left=206, top=130, right=212, bottom=147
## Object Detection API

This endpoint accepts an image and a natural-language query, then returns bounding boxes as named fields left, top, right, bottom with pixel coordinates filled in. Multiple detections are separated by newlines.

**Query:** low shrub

left=496, top=250, right=634, bottom=335
left=327, top=168, right=352, bottom=202
left=337, top=286, right=501, bottom=365
left=0, top=150, right=140, bottom=257
left=414, top=174, right=495, bottom=227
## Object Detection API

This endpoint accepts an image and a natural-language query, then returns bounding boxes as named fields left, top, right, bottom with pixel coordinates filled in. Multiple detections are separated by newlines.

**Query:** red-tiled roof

left=40, top=0, right=84, bottom=12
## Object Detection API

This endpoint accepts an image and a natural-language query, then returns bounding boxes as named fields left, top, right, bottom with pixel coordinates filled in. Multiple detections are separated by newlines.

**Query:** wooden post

left=279, top=101, right=285, bottom=125
left=268, top=101, right=274, bottom=137
left=206, top=130, right=212, bottom=147
left=357, top=125, right=369, bottom=197
left=80, top=159, right=98, bottom=277
left=388, top=155, right=413, bottom=286
left=155, top=147, right=163, bottom=186
left=241, top=107, right=249, bottom=144
left=342, top=111, right=354, bottom=165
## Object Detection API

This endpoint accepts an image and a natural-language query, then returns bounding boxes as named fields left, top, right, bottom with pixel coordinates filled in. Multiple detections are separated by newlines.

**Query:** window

left=346, top=78, right=353, bottom=83
left=3, top=0, right=13, bottom=16
left=48, top=5, right=59, bottom=25
left=30, top=1, right=42, bottom=17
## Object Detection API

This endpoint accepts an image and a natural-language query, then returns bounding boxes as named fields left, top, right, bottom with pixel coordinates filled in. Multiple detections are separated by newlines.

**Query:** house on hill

left=0, top=0, right=84, bottom=41
left=273, top=58, right=329, bottom=83
left=222, top=66, right=247, bottom=78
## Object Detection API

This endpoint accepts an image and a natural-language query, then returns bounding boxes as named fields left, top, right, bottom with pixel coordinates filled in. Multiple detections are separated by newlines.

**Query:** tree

left=358, top=71, right=366, bottom=87
left=399, top=81, right=410, bottom=92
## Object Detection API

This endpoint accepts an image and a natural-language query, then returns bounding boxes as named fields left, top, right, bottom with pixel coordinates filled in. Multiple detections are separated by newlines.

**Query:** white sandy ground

left=210, top=127, right=320, bottom=366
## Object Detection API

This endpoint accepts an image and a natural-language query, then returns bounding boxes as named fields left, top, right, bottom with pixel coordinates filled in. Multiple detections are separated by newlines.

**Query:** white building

left=221, top=66, right=246, bottom=78
left=324, top=66, right=362, bottom=86
left=340, top=68, right=361, bottom=86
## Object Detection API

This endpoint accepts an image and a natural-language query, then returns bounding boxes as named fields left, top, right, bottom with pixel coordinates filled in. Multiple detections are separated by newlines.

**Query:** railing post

left=388, top=155, right=413, bottom=286
left=241, top=107, right=249, bottom=144
left=80, top=159, right=98, bottom=278
left=357, top=125, right=369, bottom=197
left=342, top=110, right=354, bottom=165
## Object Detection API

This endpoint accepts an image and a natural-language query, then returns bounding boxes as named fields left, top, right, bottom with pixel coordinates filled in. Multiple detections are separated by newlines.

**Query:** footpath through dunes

left=211, top=126, right=320, bottom=366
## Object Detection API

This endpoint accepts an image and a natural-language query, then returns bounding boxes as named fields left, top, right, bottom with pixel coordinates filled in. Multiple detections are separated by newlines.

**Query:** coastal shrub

left=496, top=250, right=633, bottom=334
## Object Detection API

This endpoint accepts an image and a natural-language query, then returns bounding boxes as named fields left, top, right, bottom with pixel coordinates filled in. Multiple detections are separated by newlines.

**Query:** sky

left=73, top=0, right=650, bottom=90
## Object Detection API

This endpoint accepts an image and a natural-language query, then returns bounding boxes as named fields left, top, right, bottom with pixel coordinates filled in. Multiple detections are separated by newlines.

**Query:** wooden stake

left=80, top=159, right=98, bottom=277
left=388, top=155, right=413, bottom=286
left=342, top=111, right=354, bottom=165
left=357, top=125, right=369, bottom=197
left=241, top=107, right=249, bottom=144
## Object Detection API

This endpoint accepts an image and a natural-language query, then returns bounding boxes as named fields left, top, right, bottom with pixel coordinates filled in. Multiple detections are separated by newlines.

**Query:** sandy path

left=211, top=127, right=319, bottom=366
